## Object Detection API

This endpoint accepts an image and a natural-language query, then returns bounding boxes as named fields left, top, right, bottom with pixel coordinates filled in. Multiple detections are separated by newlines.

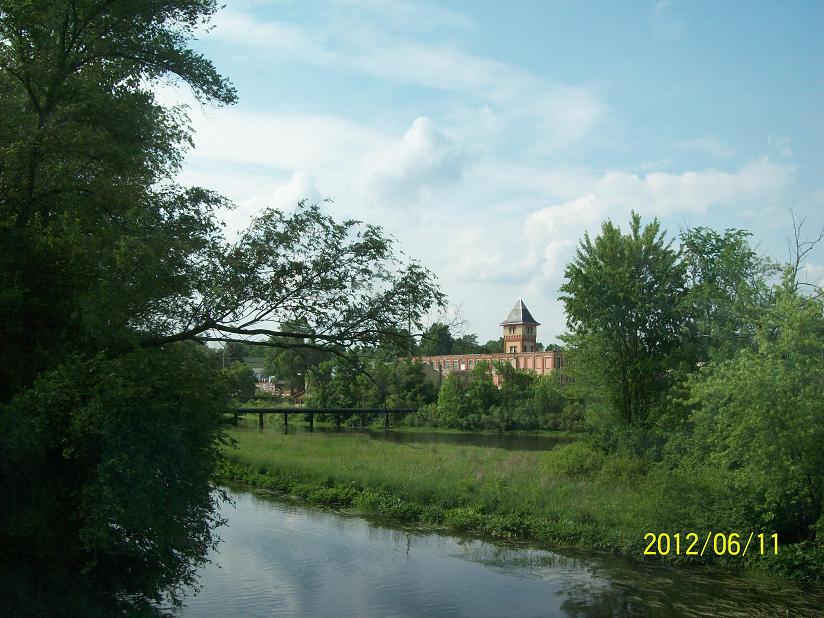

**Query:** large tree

left=679, top=226, right=774, bottom=363
left=0, top=1, right=442, bottom=615
left=559, top=212, right=687, bottom=427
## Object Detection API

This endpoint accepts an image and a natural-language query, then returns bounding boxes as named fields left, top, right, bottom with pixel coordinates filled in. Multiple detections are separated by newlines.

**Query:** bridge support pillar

left=309, top=413, right=314, bottom=432
left=258, top=412, right=264, bottom=430
left=283, top=411, right=288, bottom=434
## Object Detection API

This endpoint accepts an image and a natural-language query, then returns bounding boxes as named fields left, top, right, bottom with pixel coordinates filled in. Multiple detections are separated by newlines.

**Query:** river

left=178, top=488, right=823, bottom=617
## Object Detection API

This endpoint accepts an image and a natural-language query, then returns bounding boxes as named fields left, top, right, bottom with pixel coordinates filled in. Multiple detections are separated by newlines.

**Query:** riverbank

left=184, top=486, right=824, bottom=617
left=217, top=427, right=824, bottom=584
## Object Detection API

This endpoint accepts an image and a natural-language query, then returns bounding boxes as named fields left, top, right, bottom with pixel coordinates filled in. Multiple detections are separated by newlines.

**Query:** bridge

left=228, top=406, right=417, bottom=432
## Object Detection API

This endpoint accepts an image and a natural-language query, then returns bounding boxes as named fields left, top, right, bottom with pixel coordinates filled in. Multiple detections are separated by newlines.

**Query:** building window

left=527, top=327, right=532, bottom=334
left=468, top=360, right=474, bottom=369
left=509, top=346, right=516, bottom=353
left=508, top=326, right=515, bottom=334
left=555, top=356, right=561, bottom=369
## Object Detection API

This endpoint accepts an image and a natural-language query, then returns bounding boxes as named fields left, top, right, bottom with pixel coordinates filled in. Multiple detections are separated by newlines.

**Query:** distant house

left=414, top=299, right=565, bottom=387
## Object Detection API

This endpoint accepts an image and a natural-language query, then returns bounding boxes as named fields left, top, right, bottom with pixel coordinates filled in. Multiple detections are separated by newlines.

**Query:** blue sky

left=171, top=0, right=824, bottom=344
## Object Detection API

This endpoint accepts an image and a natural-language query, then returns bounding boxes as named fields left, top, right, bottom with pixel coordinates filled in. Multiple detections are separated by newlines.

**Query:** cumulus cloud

left=355, top=117, right=475, bottom=203
left=188, top=108, right=388, bottom=173
left=523, top=158, right=795, bottom=281
left=222, top=172, right=324, bottom=240
left=269, top=171, right=323, bottom=210
left=442, top=227, right=509, bottom=282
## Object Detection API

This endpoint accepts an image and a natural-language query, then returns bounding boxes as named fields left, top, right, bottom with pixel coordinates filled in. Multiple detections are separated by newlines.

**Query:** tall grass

left=219, top=425, right=823, bottom=582
left=224, top=427, right=659, bottom=548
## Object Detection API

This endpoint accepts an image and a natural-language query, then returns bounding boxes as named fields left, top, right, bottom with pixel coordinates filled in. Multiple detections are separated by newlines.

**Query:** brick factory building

left=414, top=299, right=564, bottom=387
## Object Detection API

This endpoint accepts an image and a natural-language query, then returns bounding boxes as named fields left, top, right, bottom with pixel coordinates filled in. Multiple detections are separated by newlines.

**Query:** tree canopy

left=559, top=212, right=686, bottom=426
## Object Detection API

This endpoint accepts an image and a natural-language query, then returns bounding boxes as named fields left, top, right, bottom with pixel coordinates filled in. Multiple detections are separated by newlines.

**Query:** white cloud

left=355, top=117, right=475, bottom=204
left=209, top=172, right=324, bottom=240
left=211, top=9, right=318, bottom=55
left=523, top=158, right=795, bottom=281
left=270, top=171, right=323, bottom=209
left=188, top=108, right=388, bottom=173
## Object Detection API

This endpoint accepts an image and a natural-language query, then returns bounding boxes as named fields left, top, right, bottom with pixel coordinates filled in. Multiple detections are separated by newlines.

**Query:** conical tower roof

left=500, top=299, right=540, bottom=326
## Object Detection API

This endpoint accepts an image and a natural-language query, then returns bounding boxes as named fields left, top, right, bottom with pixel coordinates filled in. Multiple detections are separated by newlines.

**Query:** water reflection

left=179, top=488, right=823, bottom=617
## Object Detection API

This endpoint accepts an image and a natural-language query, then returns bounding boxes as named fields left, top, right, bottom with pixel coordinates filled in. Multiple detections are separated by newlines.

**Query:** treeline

left=301, top=354, right=581, bottom=432
left=421, top=362, right=580, bottom=431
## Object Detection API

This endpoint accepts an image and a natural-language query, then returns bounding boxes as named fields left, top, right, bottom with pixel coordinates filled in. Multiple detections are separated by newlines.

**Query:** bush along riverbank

left=215, top=430, right=824, bottom=584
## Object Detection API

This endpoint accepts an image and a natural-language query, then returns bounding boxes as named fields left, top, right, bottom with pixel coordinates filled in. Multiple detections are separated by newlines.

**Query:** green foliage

left=679, top=227, right=775, bottom=362
left=417, top=325, right=498, bottom=355
left=0, top=1, right=238, bottom=613
left=540, top=442, right=605, bottom=480
left=560, top=211, right=687, bottom=427
left=0, top=345, right=228, bottom=616
left=306, top=355, right=437, bottom=424
left=221, top=361, right=257, bottom=402
left=685, top=287, right=824, bottom=542
left=0, top=0, right=235, bottom=400
left=417, top=322, right=456, bottom=355
left=223, top=341, right=256, bottom=364
left=431, top=362, right=578, bottom=431
left=263, top=320, right=330, bottom=392
left=477, top=337, right=504, bottom=353
left=555, top=210, right=823, bottom=578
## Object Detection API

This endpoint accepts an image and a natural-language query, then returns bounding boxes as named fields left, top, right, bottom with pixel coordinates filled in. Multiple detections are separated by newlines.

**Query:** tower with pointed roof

left=500, top=299, right=540, bottom=354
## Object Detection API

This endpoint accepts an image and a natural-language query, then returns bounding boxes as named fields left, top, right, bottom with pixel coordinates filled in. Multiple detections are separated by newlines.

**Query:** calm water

left=178, top=488, right=824, bottom=617
left=239, top=419, right=574, bottom=451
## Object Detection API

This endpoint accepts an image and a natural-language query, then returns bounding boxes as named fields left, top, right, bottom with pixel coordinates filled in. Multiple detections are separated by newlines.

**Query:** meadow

left=218, top=423, right=821, bottom=582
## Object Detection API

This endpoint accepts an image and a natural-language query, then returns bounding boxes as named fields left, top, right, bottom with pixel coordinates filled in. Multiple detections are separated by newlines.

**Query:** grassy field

left=218, top=424, right=820, bottom=581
